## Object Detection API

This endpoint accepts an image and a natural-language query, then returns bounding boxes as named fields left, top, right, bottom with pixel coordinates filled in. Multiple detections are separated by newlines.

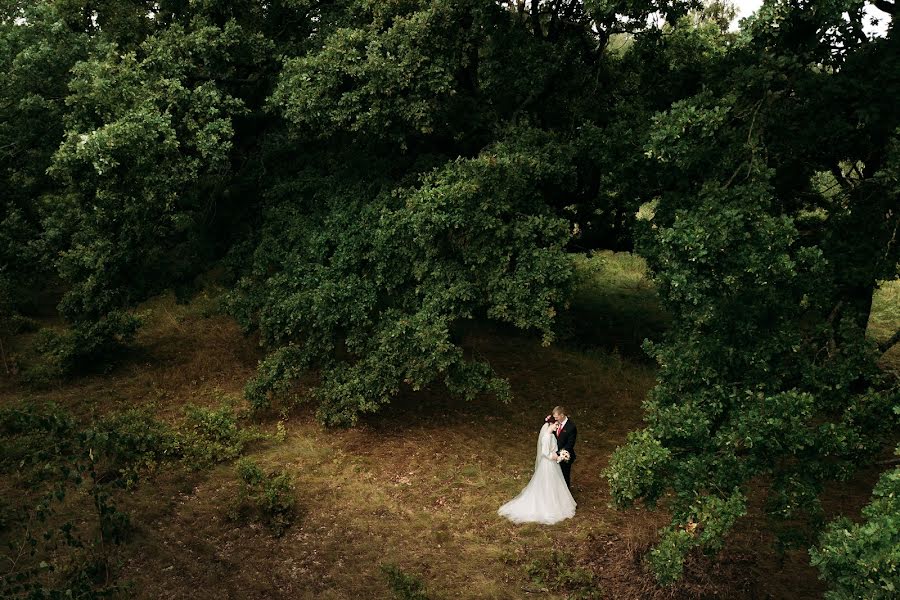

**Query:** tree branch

left=548, top=0, right=561, bottom=41
left=847, top=8, right=869, bottom=45
left=531, top=0, right=543, bottom=38
left=879, top=328, right=900, bottom=355
left=872, top=1, right=896, bottom=16
left=830, top=164, right=850, bottom=190
left=0, top=335, right=9, bottom=375
left=824, top=300, right=845, bottom=357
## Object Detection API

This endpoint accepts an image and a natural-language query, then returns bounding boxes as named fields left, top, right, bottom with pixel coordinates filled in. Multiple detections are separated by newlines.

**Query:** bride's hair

left=544, top=414, right=557, bottom=425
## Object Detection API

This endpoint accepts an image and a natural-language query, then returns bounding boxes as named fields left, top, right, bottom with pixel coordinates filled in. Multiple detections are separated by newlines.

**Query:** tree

left=5, top=0, right=721, bottom=417
left=0, top=3, right=91, bottom=302
left=228, top=0, right=706, bottom=422
left=229, top=127, right=575, bottom=424
left=605, top=0, right=899, bottom=584
left=31, top=1, right=287, bottom=374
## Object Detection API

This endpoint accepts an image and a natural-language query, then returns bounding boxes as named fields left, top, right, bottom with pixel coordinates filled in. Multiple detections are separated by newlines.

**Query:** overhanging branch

left=879, top=328, right=900, bottom=355
left=872, top=1, right=896, bottom=16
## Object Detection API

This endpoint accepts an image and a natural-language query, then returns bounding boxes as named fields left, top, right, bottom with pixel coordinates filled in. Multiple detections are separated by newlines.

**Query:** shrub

left=810, top=445, right=900, bottom=600
left=26, top=311, right=141, bottom=382
left=177, top=403, right=259, bottom=469
left=91, top=408, right=178, bottom=488
left=232, top=458, right=297, bottom=536
left=0, top=403, right=131, bottom=598
left=380, top=564, right=430, bottom=600
left=0, top=398, right=257, bottom=597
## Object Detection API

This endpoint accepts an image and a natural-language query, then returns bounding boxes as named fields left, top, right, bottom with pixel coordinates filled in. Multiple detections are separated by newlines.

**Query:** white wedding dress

left=498, top=424, right=577, bottom=524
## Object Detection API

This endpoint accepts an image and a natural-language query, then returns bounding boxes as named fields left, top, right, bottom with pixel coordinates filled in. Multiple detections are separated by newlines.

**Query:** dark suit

left=555, top=419, right=577, bottom=489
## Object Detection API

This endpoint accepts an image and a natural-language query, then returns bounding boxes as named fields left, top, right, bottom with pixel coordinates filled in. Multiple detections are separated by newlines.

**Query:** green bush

left=26, top=311, right=141, bottom=383
left=0, top=402, right=79, bottom=480
left=233, top=458, right=296, bottom=536
left=92, top=408, right=179, bottom=488
left=0, top=403, right=130, bottom=598
left=604, top=429, right=671, bottom=510
left=0, top=398, right=265, bottom=596
left=2, top=555, right=123, bottom=599
left=5, top=313, right=38, bottom=334
left=810, top=445, right=900, bottom=600
left=177, top=403, right=259, bottom=469
left=381, top=564, right=430, bottom=600
left=648, top=490, right=747, bottom=585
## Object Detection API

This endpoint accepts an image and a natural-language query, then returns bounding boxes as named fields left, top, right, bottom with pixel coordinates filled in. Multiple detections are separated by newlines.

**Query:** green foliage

left=46, top=18, right=255, bottom=325
left=0, top=2, right=90, bottom=296
left=0, top=2, right=90, bottom=376
left=605, top=429, right=671, bottom=508
left=272, top=0, right=490, bottom=145
left=2, top=557, right=123, bottom=600
left=4, top=1, right=288, bottom=382
left=606, top=0, right=900, bottom=583
left=92, top=407, right=179, bottom=488
left=2, top=0, right=722, bottom=423
left=26, top=311, right=141, bottom=381
left=524, top=549, right=602, bottom=599
left=231, top=127, right=574, bottom=424
left=2, top=1, right=897, bottom=589
left=0, top=402, right=131, bottom=598
left=648, top=490, right=746, bottom=584
left=232, top=458, right=296, bottom=537
left=0, top=397, right=262, bottom=594
left=811, top=443, right=900, bottom=600
left=177, top=402, right=260, bottom=469
left=222, top=0, right=725, bottom=425
left=381, top=563, right=430, bottom=600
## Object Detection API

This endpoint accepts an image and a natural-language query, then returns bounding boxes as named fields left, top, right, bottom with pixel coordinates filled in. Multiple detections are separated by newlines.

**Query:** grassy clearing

left=1, top=254, right=897, bottom=599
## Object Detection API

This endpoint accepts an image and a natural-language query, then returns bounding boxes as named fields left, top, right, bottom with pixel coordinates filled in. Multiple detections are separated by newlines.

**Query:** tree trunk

left=879, top=329, right=900, bottom=355
left=548, top=1, right=561, bottom=41
left=839, top=284, right=876, bottom=336
left=531, top=0, right=543, bottom=38
left=872, top=1, right=896, bottom=16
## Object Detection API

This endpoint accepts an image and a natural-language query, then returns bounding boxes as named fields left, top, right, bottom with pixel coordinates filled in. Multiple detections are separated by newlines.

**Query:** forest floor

left=1, top=252, right=897, bottom=600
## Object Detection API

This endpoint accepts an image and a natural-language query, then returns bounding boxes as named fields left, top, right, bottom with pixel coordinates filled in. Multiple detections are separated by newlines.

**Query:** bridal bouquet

left=558, top=450, right=570, bottom=463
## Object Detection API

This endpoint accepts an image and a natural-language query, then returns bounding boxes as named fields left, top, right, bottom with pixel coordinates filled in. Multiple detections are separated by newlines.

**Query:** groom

left=553, top=405, right=577, bottom=489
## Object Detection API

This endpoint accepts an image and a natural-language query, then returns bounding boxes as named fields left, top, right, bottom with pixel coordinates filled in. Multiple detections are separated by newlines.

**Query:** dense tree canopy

left=604, top=0, right=900, bottom=584
left=1, top=0, right=897, bottom=592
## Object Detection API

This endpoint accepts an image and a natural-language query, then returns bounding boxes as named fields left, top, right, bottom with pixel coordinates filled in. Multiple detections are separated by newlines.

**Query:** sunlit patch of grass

left=870, top=279, right=900, bottom=337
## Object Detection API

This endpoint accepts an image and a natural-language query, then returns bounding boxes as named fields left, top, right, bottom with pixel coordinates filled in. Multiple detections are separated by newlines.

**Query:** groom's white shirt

left=558, top=417, right=568, bottom=431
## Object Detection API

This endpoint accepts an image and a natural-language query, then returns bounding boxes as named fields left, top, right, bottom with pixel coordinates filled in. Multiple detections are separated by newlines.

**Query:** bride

left=498, top=415, right=576, bottom=524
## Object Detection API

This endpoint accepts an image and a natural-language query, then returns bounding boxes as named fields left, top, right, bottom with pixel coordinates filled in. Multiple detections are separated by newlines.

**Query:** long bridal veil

left=534, top=422, right=550, bottom=472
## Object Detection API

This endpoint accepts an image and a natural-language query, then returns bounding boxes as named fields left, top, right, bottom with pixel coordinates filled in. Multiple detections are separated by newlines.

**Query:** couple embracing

left=498, top=406, right=577, bottom=525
